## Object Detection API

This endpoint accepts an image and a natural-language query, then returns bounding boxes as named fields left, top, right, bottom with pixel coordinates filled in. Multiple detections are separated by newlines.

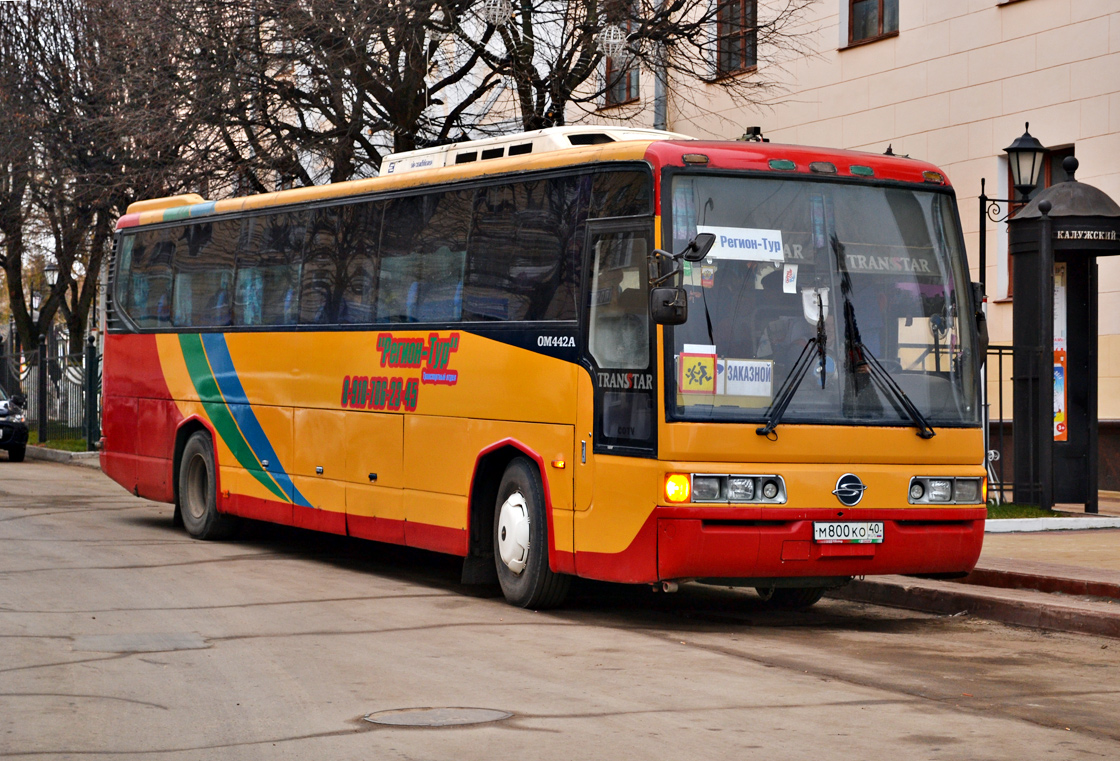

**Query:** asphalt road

left=2, top=460, right=1119, bottom=760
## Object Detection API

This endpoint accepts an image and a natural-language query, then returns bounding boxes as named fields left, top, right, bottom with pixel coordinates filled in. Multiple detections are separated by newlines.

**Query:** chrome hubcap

left=497, top=491, right=530, bottom=574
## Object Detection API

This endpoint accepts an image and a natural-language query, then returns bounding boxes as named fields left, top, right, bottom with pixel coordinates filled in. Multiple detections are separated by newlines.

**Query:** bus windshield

left=668, top=174, right=980, bottom=429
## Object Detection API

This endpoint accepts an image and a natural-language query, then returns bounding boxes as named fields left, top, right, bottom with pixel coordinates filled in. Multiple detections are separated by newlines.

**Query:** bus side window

left=114, top=235, right=135, bottom=321
left=171, top=219, right=238, bottom=327
left=235, top=212, right=307, bottom=327
left=379, top=192, right=469, bottom=324
left=300, top=201, right=379, bottom=325
left=124, top=230, right=174, bottom=328
left=590, top=171, right=652, bottom=218
left=464, top=176, right=583, bottom=322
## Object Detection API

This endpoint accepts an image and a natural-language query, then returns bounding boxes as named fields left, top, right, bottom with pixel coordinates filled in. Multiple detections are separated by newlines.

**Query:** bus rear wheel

left=178, top=431, right=238, bottom=540
left=493, top=456, right=570, bottom=609
left=755, top=586, right=826, bottom=610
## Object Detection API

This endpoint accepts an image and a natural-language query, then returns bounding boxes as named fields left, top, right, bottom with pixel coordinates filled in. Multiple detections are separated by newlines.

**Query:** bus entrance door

left=574, top=223, right=660, bottom=579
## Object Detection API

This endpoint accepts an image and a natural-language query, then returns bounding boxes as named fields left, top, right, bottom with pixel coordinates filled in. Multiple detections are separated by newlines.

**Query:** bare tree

left=179, top=0, right=509, bottom=187
left=0, top=0, right=207, bottom=351
left=1, top=0, right=817, bottom=353
left=0, top=2, right=50, bottom=351
left=462, top=0, right=816, bottom=130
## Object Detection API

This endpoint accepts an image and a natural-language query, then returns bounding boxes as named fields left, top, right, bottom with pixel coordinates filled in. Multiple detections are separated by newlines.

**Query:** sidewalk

left=832, top=504, right=1120, bottom=639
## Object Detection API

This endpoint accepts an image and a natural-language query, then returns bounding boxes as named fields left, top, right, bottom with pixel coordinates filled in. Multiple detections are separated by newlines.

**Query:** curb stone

left=830, top=575, right=1120, bottom=639
left=987, top=517, right=1120, bottom=532
left=24, top=446, right=100, bottom=469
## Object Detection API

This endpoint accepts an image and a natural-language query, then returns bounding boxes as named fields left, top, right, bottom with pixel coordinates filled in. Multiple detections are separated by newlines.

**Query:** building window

left=604, top=20, right=639, bottom=107
left=716, top=0, right=757, bottom=77
left=1005, top=146, right=1075, bottom=297
left=849, top=0, right=898, bottom=46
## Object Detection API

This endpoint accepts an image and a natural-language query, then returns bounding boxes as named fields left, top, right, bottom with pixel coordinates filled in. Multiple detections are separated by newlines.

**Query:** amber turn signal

left=665, top=474, right=691, bottom=503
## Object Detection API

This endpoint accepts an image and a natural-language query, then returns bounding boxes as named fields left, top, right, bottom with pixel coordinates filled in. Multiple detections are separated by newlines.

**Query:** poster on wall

left=1054, top=262, right=1068, bottom=442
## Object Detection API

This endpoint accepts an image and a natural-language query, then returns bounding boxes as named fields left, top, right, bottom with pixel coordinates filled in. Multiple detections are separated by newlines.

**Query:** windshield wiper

left=853, top=342, right=936, bottom=439
left=830, top=234, right=935, bottom=440
left=756, top=294, right=828, bottom=439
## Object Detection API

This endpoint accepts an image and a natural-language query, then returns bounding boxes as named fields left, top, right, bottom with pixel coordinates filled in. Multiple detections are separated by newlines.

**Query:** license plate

left=813, top=521, right=884, bottom=544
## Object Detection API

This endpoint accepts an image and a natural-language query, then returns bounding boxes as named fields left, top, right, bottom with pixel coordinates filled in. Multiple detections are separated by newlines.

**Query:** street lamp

left=1004, top=123, right=1047, bottom=200
left=978, top=123, right=1048, bottom=292
left=42, top=261, right=59, bottom=350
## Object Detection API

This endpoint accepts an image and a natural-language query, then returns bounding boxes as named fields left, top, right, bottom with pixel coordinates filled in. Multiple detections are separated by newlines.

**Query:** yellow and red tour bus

left=102, top=126, right=987, bottom=609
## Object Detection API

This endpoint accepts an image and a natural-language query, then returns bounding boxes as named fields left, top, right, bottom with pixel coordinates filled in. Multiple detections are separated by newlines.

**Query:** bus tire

left=756, top=586, right=826, bottom=610
left=7, top=445, right=25, bottom=463
left=178, top=431, right=238, bottom=540
left=493, top=456, right=570, bottom=609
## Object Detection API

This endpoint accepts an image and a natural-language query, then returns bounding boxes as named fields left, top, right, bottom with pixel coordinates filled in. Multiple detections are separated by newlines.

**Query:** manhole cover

left=363, top=707, right=512, bottom=727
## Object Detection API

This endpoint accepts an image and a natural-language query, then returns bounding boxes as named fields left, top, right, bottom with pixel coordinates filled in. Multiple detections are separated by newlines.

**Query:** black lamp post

left=38, top=261, right=59, bottom=444
left=978, top=123, right=1048, bottom=292
left=43, top=262, right=58, bottom=302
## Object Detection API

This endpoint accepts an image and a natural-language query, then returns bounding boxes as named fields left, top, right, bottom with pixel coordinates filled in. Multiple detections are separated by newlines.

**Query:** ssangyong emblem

left=832, top=473, right=867, bottom=507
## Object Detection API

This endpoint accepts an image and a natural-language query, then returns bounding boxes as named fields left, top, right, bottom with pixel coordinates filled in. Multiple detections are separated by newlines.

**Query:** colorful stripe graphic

left=179, top=333, right=312, bottom=508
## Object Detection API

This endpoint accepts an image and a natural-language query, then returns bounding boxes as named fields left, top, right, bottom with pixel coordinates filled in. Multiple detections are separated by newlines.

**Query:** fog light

left=693, top=476, right=722, bottom=501
left=761, top=480, right=779, bottom=500
left=727, top=477, right=755, bottom=502
left=665, top=474, right=691, bottom=503
left=927, top=479, right=952, bottom=502
left=909, top=481, right=925, bottom=501
left=954, top=478, right=981, bottom=504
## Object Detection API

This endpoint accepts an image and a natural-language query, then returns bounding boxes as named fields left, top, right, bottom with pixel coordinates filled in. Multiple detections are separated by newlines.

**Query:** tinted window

left=465, top=176, right=585, bottom=321
left=235, top=212, right=307, bottom=326
left=590, top=171, right=651, bottom=218
left=123, top=228, right=176, bottom=328
left=172, top=220, right=239, bottom=327
left=300, top=202, right=381, bottom=325
left=378, top=191, right=471, bottom=323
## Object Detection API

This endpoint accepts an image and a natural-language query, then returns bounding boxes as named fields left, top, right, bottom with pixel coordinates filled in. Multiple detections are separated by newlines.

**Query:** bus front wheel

left=493, top=457, right=570, bottom=609
left=178, top=431, right=238, bottom=540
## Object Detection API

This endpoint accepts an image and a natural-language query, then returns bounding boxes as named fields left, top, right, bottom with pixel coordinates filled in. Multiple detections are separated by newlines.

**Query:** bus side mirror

left=10, top=393, right=26, bottom=409
left=971, top=281, right=988, bottom=368
left=682, top=233, right=716, bottom=262
left=650, top=287, right=688, bottom=325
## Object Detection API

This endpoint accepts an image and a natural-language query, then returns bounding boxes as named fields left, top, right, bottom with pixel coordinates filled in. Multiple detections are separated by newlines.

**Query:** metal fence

left=985, top=344, right=1014, bottom=504
left=0, top=341, right=100, bottom=450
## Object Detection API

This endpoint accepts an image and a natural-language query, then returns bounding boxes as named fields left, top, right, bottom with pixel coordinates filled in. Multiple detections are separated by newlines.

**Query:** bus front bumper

left=654, top=505, right=986, bottom=582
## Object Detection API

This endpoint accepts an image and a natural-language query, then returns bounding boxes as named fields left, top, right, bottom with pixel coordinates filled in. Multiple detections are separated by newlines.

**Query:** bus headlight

left=953, top=478, right=982, bottom=504
left=727, top=477, right=755, bottom=502
left=908, top=476, right=984, bottom=504
left=927, top=480, right=953, bottom=502
left=761, top=480, right=780, bottom=500
left=665, top=474, right=691, bottom=503
left=692, top=476, right=722, bottom=501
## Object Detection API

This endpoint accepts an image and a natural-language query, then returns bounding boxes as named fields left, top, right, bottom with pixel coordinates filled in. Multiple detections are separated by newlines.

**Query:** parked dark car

left=0, top=385, right=29, bottom=462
